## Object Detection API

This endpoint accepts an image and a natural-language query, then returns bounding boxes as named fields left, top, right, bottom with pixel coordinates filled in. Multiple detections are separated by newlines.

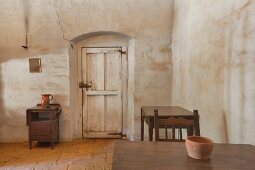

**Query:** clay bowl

left=185, top=136, right=214, bottom=160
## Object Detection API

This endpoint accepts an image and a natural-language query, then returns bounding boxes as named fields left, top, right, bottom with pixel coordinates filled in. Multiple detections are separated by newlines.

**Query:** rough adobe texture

left=0, top=0, right=174, bottom=142
left=172, top=0, right=255, bottom=144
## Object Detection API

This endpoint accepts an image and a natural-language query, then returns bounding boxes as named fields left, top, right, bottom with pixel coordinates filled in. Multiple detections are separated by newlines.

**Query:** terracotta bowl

left=185, top=136, right=214, bottom=160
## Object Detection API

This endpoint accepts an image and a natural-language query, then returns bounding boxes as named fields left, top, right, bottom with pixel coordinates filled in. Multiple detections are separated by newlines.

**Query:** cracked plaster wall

left=0, top=0, right=174, bottom=142
left=172, top=0, right=255, bottom=144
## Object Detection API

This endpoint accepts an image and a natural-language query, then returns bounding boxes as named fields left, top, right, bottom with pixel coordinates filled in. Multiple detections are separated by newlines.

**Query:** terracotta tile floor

left=0, top=139, right=116, bottom=170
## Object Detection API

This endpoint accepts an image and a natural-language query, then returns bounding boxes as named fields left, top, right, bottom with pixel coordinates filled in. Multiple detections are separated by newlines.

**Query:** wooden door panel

left=86, top=91, right=119, bottom=96
left=104, top=51, right=122, bottom=132
left=82, top=47, right=123, bottom=138
left=105, top=96, right=122, bottom=131
left=87, top=96, right=104, bottom=131
left=105, top=51, right=121, bottom=90
left=86, top=53, right=104, bottom=90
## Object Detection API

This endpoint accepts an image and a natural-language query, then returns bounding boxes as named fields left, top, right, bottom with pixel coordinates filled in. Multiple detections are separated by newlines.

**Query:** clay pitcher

left=41, top=94, right=53, bottom=108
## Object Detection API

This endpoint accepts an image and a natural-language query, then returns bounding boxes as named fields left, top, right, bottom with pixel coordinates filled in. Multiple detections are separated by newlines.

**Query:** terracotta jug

left=41, top=94, right=53, bottom=108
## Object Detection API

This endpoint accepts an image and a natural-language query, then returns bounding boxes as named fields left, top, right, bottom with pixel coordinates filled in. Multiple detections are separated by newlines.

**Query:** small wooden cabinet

left=26, top=104, right=61, bottom=149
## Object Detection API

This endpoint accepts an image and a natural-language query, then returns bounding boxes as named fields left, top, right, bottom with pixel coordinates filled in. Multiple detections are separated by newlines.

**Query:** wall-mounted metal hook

left=21, top=34, right=28, bottom=49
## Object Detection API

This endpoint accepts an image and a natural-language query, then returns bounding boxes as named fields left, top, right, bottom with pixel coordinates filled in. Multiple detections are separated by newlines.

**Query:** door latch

left=118, top=50, right=127, bottom=55
left=79, top=81, right=92, bottom=90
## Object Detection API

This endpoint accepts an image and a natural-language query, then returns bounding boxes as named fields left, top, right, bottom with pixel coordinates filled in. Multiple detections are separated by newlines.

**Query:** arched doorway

left=69, top=32, right=135, bottom=140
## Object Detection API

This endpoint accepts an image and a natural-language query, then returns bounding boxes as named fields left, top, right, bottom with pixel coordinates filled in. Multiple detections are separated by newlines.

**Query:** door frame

left=80, top=47, right=126, bottom=138
left=70, top=32, right=135, bottom=141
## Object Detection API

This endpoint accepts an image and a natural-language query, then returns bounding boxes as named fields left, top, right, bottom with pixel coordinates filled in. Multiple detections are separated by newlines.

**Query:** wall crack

left=49, top=0, right=69, bottom=41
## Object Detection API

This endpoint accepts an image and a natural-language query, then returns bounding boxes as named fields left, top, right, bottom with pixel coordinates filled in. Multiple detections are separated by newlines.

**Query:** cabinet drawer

left=30, top=121, right=51, bottom=137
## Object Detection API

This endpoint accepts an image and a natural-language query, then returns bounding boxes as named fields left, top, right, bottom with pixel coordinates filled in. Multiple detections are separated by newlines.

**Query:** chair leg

left=187, top=126, right=193, bottom=136
left=154, top=110, right=159, bottom=141
left=179, top=128, right=182, bottom=140
left=165, top=127, right=168, bottom=140
left=172, top=127, right=175, bottom=140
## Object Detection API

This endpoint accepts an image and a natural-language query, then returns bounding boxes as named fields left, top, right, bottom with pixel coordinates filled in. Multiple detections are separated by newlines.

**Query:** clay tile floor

left=0, top=139, right=116, bottom=170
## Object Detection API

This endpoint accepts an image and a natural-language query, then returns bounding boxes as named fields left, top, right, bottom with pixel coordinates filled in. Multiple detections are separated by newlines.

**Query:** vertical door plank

left=86, top=52, right=105, bottom=131
left=105, top=51, right=120, bottom=90
left=105, top=96, right=122, bottom=131
left=86, top=53, right=104, bottom=90
left=105, top=51, right=122, bottom=132
left=81, top=49, right=88, bottom=135
left=121, top=47, right=128, bottom=134
left=87, top=96, right=104, bottom=131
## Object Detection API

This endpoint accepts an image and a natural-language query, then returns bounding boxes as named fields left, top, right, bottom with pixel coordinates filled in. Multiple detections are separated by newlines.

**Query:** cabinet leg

left=57, top=133, right=60, bottom=144
left=29, top=140, right=32, bottom=149
left=51, top=141, right=54, bottom=150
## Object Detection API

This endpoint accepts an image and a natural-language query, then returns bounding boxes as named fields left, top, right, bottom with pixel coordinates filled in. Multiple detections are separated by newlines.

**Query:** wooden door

left=82, top=47, right=123, bottom=138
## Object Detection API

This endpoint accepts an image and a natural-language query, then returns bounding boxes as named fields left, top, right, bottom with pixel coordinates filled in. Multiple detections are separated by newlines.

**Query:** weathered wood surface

left=82, top=48, right=123, bottom=138
left=142, top=106, right=193, bottom=117
left=112, top=141, right=255, bottom=170
left=154, top=110, right=195, bottom=141
left=141, top=106, right=200, bottom=141
left=26, top=104, right=61, bottom=149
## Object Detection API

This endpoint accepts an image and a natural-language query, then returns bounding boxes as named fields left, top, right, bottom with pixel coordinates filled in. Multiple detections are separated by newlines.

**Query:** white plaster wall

left=0, top=0, right=174, bottom=142
left=0, top=54, right=71, bottom=142
left=172, top=0, right=255, bottom=144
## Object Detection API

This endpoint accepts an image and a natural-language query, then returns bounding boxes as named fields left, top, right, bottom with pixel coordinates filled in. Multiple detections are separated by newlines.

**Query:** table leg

left=51, top=141, right=54, bottom=150
left=193, top=110, right=200, bottom=136
left=29, top=126, right=32, bottom=149
left=50, top=111, right=54, bottom=150
left=29, top=140, right=32, bottom=149
left=51, top=128, right=54, bottom=150
left=148, top=118, right=153, bottom=141
left=57, top=118, right=60, bottom=144
left=187, top=127, right=193, bottom=136
left=141, top=109, right=144, bottom=141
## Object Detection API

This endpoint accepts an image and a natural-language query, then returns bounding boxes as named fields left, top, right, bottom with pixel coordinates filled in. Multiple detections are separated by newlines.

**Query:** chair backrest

left=154, top=109, right=199, bottom=142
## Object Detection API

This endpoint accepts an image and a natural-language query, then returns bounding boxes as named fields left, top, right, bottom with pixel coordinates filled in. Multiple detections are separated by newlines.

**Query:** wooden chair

left=154, top=109, right=199, bottom=142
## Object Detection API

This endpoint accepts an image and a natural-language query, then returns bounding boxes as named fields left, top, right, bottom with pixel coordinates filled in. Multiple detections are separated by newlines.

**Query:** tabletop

left=112, top=141, right=255, bottom=170
left=27, top=104, right=61, bottom=112
left=141, top=106, right=194, bottom=117
left=26, top=104, right=61, bottom=126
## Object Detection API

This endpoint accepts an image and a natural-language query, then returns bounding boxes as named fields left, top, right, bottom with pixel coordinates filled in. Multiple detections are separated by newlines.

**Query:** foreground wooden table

left=141, top=106, right=200, bottom=141
left=112, top=141, right=255, bottom=170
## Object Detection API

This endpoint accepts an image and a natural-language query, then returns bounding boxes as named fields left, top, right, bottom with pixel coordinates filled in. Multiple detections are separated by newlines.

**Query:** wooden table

left=112, top=141, right=255, bottom=170
left=141, top=106, right=200, bottom=141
